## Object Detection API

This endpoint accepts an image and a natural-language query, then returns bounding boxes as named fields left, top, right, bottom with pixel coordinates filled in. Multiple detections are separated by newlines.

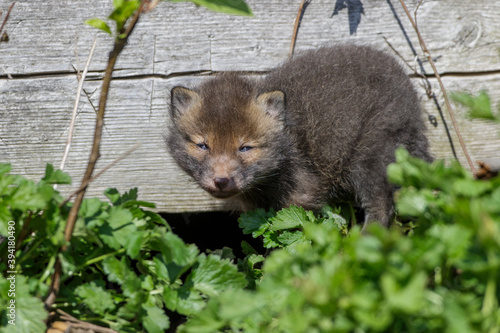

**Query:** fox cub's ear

left=170, top=86, right=200, bottom=119
left=256, top=91, right=286, bottom=121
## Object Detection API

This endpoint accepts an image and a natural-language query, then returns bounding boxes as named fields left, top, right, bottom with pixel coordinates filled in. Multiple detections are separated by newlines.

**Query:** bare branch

left=57, top=309, right=119, bottom=333
left=59, top=142, right=142, bottom=207
left=45, top=0, right=148, bottom=309
left=58, top=37, right=98, bottom=173
left=0, top=2, right=15, bottom=42
left=289, top=0, right=309, bottom=60
left=398, top=0, right=476, bottom=174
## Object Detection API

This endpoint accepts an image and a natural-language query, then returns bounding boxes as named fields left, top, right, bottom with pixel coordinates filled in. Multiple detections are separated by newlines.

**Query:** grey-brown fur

left=167, top=44, right=432, bottom=229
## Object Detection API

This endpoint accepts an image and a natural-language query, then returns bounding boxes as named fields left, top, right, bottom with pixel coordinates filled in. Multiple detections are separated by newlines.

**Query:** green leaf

left=381, top=271, right=427, bottom=314
left=85, top=18, right=112, bottom=35
left=176, top=298, right=225, bottom=333
left=153, top=255, right=174, bottom=281
left=451, top=91, right=496, bottom=120
left=163, top=286, right=206, bottom=316
left=262, top=230, right=281, bottom=248
left=125, top=230, right=144, bottom=259
left=0, top=163, right=11, bottom=177
left=188, top=254, right=247, bottom=297
left=277, top=230, right=303, bottom=245
left=104, top=188, right=121, bottom=205
left=120, top=187, right=139, bottom=203
left=80, top=197, right=106, bottom=219
left=75, top=282, right=116, bottom=315
left=355, top=236, right=383, bottom=264
left=122, top=200, right=156, bottom=209
left=395, top=188, right=432, bottom=216
left=217, top=288, right=265, bottom=321
left=8, top=180, right=48, bottom=211
left=109, top=0, right=140, bottom=32
left=167, top=232, right=199, bottom=265
left=143, top=304, right=170, bottom=333
left=171, top=0, right=253, bottom=16
left=269, top=206, right=312, bottom=231
left=113, top=0, right=125, bottom=8
left=41, top=164, right=72, bottom=185
left=103, top=255, right=133, bottom=285
left=0, top=275, right=47, bottom=333
left=429, top=224, right=472, bottom=263
left=99, top=206, right=135, bottom=249
left=452, top=178, right=493, bottom=197
left=241, top=240, right=258, bottom=256
left=238, top=208, right=273, bottom=237
left=150, top=231, right=199, bottom=283
left=443, top=294, right=474, bottom=333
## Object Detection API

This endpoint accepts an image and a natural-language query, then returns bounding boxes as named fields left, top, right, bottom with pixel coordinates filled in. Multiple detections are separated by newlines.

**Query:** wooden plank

left=1, top=0, right=499, bottom=76
left=2, top=73, right=499, bottom=212
left=0, top=75, right=224, bottom=212
left=1, top=0, right=500, bottom=212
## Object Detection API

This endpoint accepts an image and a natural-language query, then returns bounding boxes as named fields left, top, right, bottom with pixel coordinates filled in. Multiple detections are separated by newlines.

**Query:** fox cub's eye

left=239, top=145, right=254, bottom=152
left=196, top=142, right=209, bottom=151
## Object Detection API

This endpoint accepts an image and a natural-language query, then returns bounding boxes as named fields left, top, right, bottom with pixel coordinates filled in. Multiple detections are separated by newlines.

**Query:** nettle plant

left=0, top=163, right=250, bottom=332
left=178, top=149, right=500, bottom=332
left=1, top=147, right=500, bottom=332
left=177, top=91, right=500, bottom=332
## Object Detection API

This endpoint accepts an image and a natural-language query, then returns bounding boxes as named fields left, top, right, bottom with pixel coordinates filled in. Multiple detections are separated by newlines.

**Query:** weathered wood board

left=1, top=0, right=500, bottom=212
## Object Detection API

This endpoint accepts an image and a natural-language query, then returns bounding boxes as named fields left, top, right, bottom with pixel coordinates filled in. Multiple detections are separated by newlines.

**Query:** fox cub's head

left=167, top=74, right=288, bottom=200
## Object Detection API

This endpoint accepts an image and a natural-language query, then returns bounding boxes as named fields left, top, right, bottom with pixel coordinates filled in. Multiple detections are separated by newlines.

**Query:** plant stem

left=481, top=250, right=498, bottom=317
left=289, top=0, right=308, bottom=59
left=45, top=0, right=147, bottom=309
left=59, top=142, right=141, bottom=207
left=82, top=248, right=126, bottom=267
left=0, top=2, right=15, bottom=42
left=398, top=0, right=476, bottom=174
left=59, top=37, right=98, bottom=175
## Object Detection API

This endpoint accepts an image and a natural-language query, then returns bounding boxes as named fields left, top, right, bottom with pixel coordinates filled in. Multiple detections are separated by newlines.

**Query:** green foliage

left=238, top=205, right=348, bottom=249
left=0, top=164, right=246, bottom=332
left=85, top=0, right=140, bottom=36
left=170, top=0, right=252, bottom=16
left=2, top=151, right=500, bottom=332
left=85, top=17, right=113, bottom=35
left=0, top=275, right=47, bottom=333
left=180, top=151, right=500, bottom=332
left=451, top=90, right=499, bottom=122
left=3, top=91, right=499, bottom=332
left=85, top=0, right=252, bottom=37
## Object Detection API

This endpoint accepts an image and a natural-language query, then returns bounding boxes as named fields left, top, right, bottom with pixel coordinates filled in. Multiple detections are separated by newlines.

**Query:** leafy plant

left=180, top=150, right=500, bottom=332
left=0, top=164, right=247, bottom=332
left=86, top=0, right=252, bottom=37
left=451, top=90, right=499, bottom=122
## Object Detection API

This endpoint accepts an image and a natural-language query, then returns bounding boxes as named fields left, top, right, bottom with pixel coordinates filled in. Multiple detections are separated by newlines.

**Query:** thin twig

left=145, top=0, right=161, bottom=12
left=59, top=37, right=98, bottom=173
left=414, top=0, right=425, bottom=26
left=383, top=36, right=432, bottom=99
left=74, top=32, right=80, bottom=76
left=398, top=0, right=476, bottom=174
left=289, top=0, right=308, bottom=60
left=0, top=2, right=15, bottom=41
left=63, top=1, right=145, bottom=248
left=45, top=0, right=148, bottom=310
left=59, top=142, right=142, bottom=207
left=57, top=309, right=119, bottom=333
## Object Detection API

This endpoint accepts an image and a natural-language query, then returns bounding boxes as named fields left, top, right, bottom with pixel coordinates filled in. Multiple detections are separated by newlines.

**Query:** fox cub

left=167, top=44, right=432, bottom=229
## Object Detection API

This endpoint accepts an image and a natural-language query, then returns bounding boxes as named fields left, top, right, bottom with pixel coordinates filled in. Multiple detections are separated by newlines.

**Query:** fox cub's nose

left=214, top=177, right=230, bottom=190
